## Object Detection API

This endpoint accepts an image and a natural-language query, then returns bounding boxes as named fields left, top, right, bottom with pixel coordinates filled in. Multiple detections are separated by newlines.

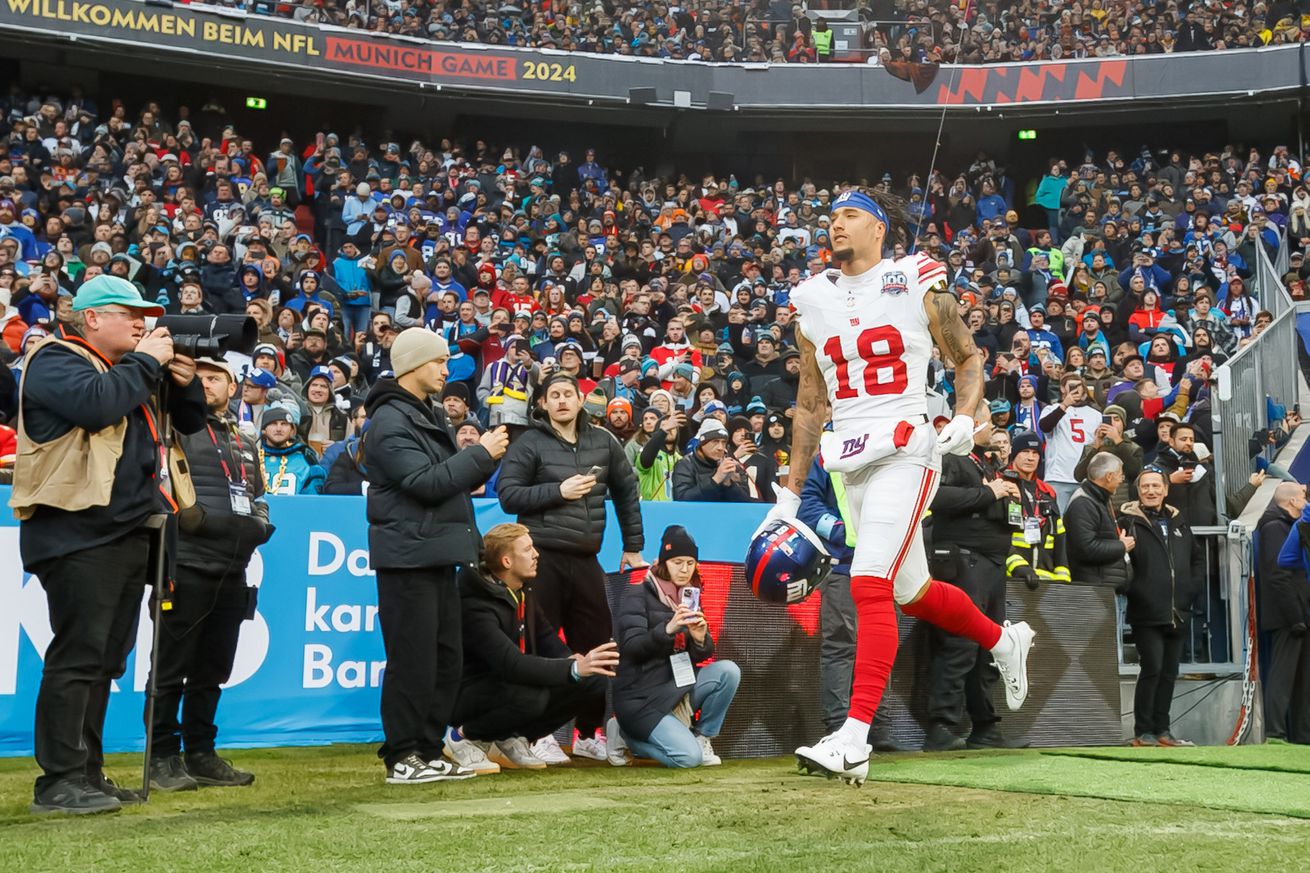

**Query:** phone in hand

left=585, top=465, right=605, bottom=478
left=680, top=586, right=701, bottom=613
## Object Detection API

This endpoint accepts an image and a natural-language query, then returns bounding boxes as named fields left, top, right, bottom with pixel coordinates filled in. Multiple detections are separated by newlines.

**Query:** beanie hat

left=607, top=397, right=633, bottom=417
left=1102, top=404, right=1127, bottom=421
left=1011, top=430, right=1042, bottom=457
left=390, top=328, right=450, bottom=377
left=659, top=525, right=698, bottom=562
left=261, top=406, right=294, bottom=429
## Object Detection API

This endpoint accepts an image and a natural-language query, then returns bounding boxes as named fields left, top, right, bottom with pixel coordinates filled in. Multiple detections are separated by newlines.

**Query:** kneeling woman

left=612, top=526, right=741, bottom=768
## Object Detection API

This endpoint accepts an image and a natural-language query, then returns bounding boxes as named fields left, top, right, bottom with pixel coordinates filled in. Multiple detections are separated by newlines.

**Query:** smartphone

left=680, top=586, right=701, bottom=613
left=585, top=465, right=605, bottom=477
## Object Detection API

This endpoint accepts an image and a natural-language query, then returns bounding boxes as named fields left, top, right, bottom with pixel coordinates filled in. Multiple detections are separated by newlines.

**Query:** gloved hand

left=752, top=483, right=802, bottom=539
left=1013, top=565, right=1040, bottom=592
left=936, top=415, right=977, bottom=456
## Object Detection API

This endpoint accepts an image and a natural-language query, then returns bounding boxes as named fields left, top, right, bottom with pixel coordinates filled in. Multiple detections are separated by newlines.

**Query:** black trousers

left=31, top=529, right=150, bottom=792
left=453, top=674, right=608, bottom=743
left=1131, top=623, right=1185, bottom=737
left=927, top=553, right=1006, bottom=732
left=376, top=566, right=462, bottom=769
left=147, top=565, right=249, bottom=757
left=818, top=572, right=897, bottom=738
left=1265, top=626, right=1310, bottom=743
left=531, top=548, right=612, bottom=735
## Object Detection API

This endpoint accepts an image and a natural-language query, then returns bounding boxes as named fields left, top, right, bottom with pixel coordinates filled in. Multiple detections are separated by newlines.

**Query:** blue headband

left=831, top=190, right=889, bottom=226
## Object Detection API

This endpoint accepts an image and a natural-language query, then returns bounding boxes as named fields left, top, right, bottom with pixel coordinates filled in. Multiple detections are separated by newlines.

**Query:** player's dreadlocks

left=843, top=186, right=911, bottom=251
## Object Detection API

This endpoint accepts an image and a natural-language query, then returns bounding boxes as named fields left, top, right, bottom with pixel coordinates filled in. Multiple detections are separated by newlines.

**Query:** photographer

left=1118, top=468, right=1202, bottom=747
left=148, top=357, right=274, bottom=791
left=10, top=275, right=206, bottom=815
left=613, top=526, right=740, bottom=768
left=497, top=372, right=645, bottom=762
left=364, top=328, right=509, bottom=785
left=671, top=419, right=755, bottom=502
left=924, top=412, right=1020, bottom=751
left=445, top=524, right=617, bottom=772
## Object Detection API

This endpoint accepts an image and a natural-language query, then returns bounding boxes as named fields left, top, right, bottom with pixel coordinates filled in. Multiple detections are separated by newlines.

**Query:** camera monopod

left=139, top=512, right=171, bottom=801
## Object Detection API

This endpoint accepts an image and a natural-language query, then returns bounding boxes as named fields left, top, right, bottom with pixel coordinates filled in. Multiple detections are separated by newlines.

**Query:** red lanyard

left=507, top=587, right=526, bottom=653
left=206, top=423, right=247, bottom=486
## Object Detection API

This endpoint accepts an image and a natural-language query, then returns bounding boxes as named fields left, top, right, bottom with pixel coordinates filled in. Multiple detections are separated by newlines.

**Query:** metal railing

left=1212, top=244, right=1299, bottom=521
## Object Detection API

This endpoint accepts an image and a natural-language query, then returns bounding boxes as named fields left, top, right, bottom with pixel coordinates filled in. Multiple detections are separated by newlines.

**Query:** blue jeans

left=343, top=305, right=371, bottom=340
left=625, top=660, right=741, bottom=768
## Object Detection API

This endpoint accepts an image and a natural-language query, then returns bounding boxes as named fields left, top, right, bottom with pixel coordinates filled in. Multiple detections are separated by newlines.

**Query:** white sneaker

left=696, top=735, right=722, bottom=766
left=794, top=732, right=872, bottom=786
left=387, top=753, right=474, bottom=784
left=991, top=620, right=1036, bottom=711
left=442, top=729, right=501, bottom=775
left=530, top=734, right=572, bottom=765
left=487, top=737, right=548, bottom=770
left=571, top=734, right=608, bottom=762
left=605, top=717, right=632, bottom=767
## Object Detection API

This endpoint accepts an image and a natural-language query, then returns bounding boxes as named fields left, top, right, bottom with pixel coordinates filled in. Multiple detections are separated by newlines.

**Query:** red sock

left=847, top=575, right=900, bottom=722
left=901, top=579, right=1002, bottom=649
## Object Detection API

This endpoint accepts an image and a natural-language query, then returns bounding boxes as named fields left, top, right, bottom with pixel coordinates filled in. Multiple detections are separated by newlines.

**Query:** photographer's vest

left=9, top=337, right=155, bottom=520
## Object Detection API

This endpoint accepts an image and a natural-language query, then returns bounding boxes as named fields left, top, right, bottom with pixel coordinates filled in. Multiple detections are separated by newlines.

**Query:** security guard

left=923, top=410, right=1018, bottom=751
left=147, top=357, right=274, bottom=791
left=1005, top=431, right=1070, bottom=588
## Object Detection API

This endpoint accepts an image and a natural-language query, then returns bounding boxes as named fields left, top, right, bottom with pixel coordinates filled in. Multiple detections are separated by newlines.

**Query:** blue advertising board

left=0, top=489, right=766, bottom=757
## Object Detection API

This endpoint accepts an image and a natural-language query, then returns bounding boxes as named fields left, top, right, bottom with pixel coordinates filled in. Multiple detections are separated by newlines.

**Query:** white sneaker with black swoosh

left=990, top=620, right=1036, bottom=711
left=794, top=733, right=871, bottom=787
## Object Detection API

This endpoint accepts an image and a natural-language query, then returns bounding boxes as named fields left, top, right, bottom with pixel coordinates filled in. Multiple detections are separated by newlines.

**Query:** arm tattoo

left=927, top=288, right=985, bottom=421
left=787, top=331, right=829, bottom=494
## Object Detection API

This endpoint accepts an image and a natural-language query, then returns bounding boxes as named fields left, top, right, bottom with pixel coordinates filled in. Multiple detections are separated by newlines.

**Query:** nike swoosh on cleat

left=842, top=756, right=869, bottom=770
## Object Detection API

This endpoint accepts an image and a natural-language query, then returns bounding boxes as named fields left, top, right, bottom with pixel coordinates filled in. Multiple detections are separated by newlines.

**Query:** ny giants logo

left=839, top=434, right=869, bottom=459
left=881, top=271, right=909, bottom=296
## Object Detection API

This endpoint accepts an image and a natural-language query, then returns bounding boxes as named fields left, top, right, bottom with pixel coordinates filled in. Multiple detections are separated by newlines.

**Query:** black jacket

left=497, top=411, right=643, bottom=555
left=930, top=448, right=1011, bottom=561
left=671, top=449, right=754, bottom=502
left=458, top=570, right=576, bottom=688
left=613, top=574, right=715, bottom=742
left=17, top=342, right=207, bottom=570
left=1119, top=501, right=1201, bottom=627
left=1064, top=479, right=1131, bottom=588
left=175, top=410, right=274, bottom=574
left=1255, top=501, right=1310, bottom=632
left=364, top=380, right=497, bottom=570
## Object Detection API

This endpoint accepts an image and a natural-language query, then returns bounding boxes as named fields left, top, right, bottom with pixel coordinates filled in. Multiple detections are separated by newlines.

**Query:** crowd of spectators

left=196, top=0, right=1310, bottom=65
left=0, top=88, right=1305, bottom=517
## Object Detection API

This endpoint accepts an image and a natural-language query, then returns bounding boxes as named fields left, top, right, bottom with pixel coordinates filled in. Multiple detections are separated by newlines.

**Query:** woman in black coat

left=612, top=526, right=740, bottom=768
left=1119, top=468, right=1203, bottom=748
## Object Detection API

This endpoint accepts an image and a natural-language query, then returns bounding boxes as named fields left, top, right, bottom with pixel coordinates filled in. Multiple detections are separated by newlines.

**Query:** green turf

left=1042, top=742, right=1310, bottom=774
left=1, top=745, right=1308, bottom=872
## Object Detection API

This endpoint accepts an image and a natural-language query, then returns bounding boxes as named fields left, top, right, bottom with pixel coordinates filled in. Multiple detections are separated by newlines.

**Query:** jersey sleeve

left=914, top=252, right=948, bottom=293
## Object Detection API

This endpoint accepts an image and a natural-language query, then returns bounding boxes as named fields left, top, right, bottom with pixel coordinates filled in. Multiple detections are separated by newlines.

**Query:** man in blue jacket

left=797, top=456, right=903, bottom=752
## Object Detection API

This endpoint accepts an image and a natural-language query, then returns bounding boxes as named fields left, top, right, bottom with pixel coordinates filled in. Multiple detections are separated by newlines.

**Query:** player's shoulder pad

left=789, top=271, right=832, bottom=308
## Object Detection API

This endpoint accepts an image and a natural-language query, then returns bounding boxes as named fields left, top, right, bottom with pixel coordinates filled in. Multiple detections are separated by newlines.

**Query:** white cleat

left=992, top=620, right=1036, bottom=711
left=530, top=734, right=572, bottom=765
left=794, top=732, right=871, bottom=787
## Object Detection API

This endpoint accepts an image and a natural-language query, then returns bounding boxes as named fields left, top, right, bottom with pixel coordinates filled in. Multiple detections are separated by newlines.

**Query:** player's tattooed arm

left=787, top=330, right=830, bottom=495
left=926, top=287, right=985, bottom=424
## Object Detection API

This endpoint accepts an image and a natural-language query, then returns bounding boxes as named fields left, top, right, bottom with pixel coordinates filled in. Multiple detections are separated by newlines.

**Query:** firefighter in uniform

left=923, top=412, right=1018, bottom=751
left=1005, top=430, right=1071, bottom=588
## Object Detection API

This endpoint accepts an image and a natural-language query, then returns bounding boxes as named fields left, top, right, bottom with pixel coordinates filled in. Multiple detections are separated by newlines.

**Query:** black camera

left=154, top=314, right=258, bottom=359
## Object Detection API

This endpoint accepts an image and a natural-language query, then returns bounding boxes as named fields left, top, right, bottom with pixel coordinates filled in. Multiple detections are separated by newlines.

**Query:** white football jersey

left=792, top=253, right=945, bottom=430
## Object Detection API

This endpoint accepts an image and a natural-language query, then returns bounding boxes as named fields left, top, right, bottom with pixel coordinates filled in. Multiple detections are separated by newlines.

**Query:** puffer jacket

left=175, top=410, right=274, bottom=574
left=364, top=379, right=497, bottom=570
left=613, top=572, right=716, bottom=742
left=1064, top=479, right=1131, bottom=588
left=1119, top=500, right=1201, bottom=627
left=497, top=409, right=643, bottom=555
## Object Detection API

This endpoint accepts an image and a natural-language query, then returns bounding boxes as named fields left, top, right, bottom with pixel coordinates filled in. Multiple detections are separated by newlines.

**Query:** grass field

left=1, top=743, right=1308, bottom=872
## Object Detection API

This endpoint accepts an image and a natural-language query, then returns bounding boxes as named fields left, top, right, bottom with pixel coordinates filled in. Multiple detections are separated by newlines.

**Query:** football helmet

left=745, top=518, right=834, bottom=604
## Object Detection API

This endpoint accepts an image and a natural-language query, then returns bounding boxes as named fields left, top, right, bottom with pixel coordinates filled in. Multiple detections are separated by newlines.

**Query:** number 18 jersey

left=791, top=253, right=945, bottom=431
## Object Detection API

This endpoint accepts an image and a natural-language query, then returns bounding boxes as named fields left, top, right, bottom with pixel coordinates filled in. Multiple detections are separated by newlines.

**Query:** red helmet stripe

left=750, top=522, right=795, bottom=599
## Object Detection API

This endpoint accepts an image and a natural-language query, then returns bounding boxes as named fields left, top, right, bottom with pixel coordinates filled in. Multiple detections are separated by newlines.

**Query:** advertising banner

left=0, top=488, right=1122, bottom=759
left=0, top=0, right=1298, bottom=111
